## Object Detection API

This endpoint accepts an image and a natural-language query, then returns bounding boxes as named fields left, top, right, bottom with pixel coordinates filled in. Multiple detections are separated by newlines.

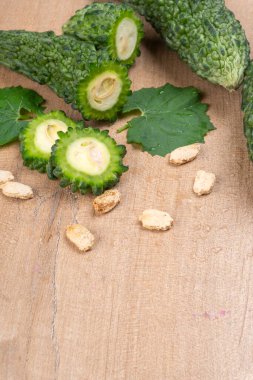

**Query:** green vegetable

left=120, top=84, right=215, bottom=156
left=242, top=61, right=253, bottom=160
left=125, top=0, right=250, bottom=89
left=0, top=30, right=131, bottom=121
left=47, top=127, right=128, bottom=195
left=77, top=61, right=131, bottom=121
left=19, top=111, right=78, bottom=173
left=0, top=86, right=45, bottom=146
left=63, top=2, right=144, bottom=66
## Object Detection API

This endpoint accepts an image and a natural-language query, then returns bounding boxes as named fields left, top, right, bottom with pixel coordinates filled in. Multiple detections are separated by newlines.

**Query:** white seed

left=0, top=170, right=14, bottom=187
left=169, top=144, right=201, bottom=165
left=93, top=189, right=121, bottom=215
left=193, top=170, right=216, bottom=196
left=139, top=209, right=174, bottom=231
left=2, top=181, right=33, bottom=199
left=66, top=224, right=95, bottom=252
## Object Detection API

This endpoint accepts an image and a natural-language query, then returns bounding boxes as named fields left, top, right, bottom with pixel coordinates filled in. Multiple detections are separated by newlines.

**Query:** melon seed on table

left=1, top=1, right=253, bottom=380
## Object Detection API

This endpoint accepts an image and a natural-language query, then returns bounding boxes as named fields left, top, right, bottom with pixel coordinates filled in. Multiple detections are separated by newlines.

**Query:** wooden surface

left=1, top=1, right=253, bottom=379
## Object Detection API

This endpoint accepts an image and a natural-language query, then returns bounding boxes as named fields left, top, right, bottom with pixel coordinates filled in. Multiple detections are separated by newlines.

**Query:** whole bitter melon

left=0, top=30, right=131, bottom=121
left=20, top=111, right=78, bottom=173
left=125, top=0, right=250, bottom=90
left=63, top=2, right=144, bottom=66
left=242, top=61, right=253, bottom=160
left=47, top=127, right=128, bottom=195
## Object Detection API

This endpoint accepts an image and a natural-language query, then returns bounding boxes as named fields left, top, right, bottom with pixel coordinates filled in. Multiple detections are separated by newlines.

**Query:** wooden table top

left=1, top=1, right=253, bottom=379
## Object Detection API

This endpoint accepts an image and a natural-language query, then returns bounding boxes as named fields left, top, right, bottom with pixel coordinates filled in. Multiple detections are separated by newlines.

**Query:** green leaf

left=121, top=84, right=215, bottom=156
left=0, top=86, right=45, bottom=146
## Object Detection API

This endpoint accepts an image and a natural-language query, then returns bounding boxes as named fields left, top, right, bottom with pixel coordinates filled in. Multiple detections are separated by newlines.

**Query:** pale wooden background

left=1, top=1, right=253, bottom=379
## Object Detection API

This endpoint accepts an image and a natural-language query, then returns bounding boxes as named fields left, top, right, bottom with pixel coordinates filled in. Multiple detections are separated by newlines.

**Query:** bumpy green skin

left=242, top=61, right=253, bottom=160
left=125, top=0, right=250, bottom=89
left=19, top=111, right=78, bottom=173
left=63, top=2, right=144, bottom=66
left=47, top=127, right=128, bottom=195
left=0, top=30, right=131, bottom=120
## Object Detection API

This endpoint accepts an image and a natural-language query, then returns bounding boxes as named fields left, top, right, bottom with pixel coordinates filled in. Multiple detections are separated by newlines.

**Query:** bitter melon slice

left=20, top=111, right=77, bottom=172
left=63, top=2, right=144, bottom=66
left=77, top=61, right=131, bottom=121
left=47, top=127, right=128, bottom=195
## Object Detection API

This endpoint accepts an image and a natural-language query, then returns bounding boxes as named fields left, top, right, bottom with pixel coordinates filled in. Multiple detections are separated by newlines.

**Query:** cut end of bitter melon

left=111, top=12, right=144, bottom=65
left=20, top=111, right=78, bottom=173
left=116, top=18, right=138, bottom=61
left=77, top=62, right=131, bottom=121
left=47, top=127, right=128, bottom=195
left=62, top=3, right=144, bottom=66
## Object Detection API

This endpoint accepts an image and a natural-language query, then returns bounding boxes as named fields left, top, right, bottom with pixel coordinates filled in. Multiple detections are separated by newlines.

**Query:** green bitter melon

left=19, top=111, right=78, bottom=173
left=47, top=127, right=128, bottom=195
left=63, top=2, right=144, bottom=66
left=242, top=61, right=253, bottom=160
left=125, top=0, right=250, bottom=89
left=0, top=30, right=131, bottom=121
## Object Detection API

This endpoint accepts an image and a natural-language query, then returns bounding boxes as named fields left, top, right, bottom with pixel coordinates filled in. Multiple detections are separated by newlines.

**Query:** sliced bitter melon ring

left=77, top=62, right=131, bottom=121
left=20, top=111, right=77, bottom=173
left=47, top=127, right=128, bottom=195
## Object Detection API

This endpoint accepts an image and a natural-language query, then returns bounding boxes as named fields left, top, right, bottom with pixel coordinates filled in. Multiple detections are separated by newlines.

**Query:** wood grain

left=1, top=1, right=253, bottom=379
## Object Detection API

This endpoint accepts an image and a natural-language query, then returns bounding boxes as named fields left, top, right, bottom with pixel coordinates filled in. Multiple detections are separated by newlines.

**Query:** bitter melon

left=0, top=30, right=131, bottom=120
left=63, top=2, right=144, bottom=66
left=47, top=127, right=128, bottom=195
left=19, top=111, right=78, bottom=173
left=125, top=0, right=250, bottom=89
left=242, top=61, right=253, bottom=160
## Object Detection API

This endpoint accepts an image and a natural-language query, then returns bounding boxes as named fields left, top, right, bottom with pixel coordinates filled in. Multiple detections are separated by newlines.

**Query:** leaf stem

left=117, top=123, right=129, bottom=133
